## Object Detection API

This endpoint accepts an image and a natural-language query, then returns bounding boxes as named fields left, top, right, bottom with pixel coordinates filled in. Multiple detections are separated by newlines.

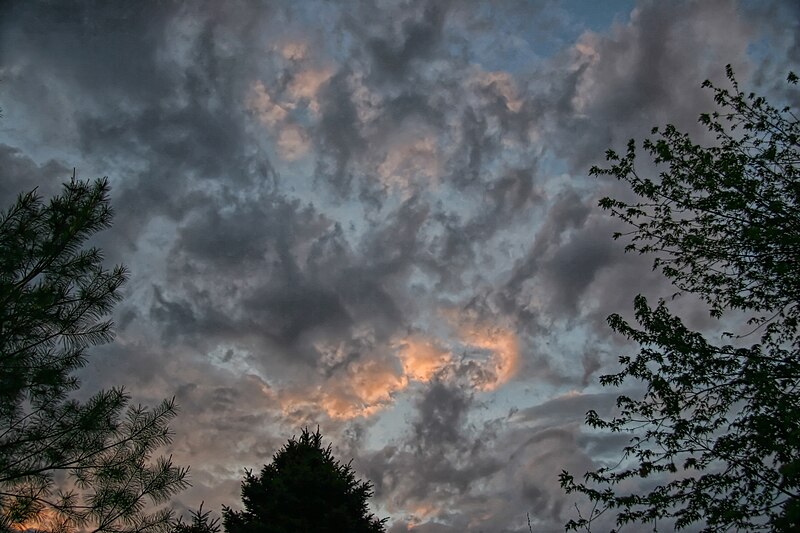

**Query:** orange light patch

left=376, top=136, right=440, bottom=195
left=282, top=358, right=409, bottom=420
left=404, top=502, right=440, bottom=528
left=247, top=81, right=288, bottom=126
left=11, top=507, right=66, bottom=532
left=281, top=42, right=308, bottom=61
left=471, top=69, right=524, bottom=113
left=460, top=323, right=520, bottom=390
left=396, top=336, right=451, bottom=382
left=347, top=358, right=407, bottom=406
left=288, top=67, right=334, bottom=114
left=277, top=321, right=519, bottom=421
left=438, top=307, right=522, bottom=391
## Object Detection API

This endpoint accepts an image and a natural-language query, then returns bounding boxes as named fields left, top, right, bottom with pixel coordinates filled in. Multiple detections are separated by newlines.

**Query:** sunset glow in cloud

left=247, top=81, right=288, bottom=126
left=396, top=336, right=451, bottom=382
left=457, top=323, right=521, bottom=391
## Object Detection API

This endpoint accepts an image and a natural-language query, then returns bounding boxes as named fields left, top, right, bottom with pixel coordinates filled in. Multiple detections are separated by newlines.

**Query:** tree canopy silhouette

left=173, top=503, right=220, bottom=533
left=0, top=177, right=188, bottom=533
left=223, top=428, right=386, bottom=533
left=561, top=66, right=800, bottom=531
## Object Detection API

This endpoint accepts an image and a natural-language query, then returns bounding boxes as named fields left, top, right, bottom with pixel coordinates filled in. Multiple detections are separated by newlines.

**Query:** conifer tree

left=223, top=428, right=386, bottom=533
left=0, top=177, right=189, bottom=533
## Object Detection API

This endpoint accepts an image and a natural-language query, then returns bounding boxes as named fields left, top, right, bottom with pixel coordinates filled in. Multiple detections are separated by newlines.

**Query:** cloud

left=288, top=67, right=334, bottom=112
left=280, top=41, right=309, bottom=62
left=1, top=0, right=796, bottom=531
left=376, top=134, right=441, bottom=197
left=396, top=337, right=451, bottom=382
left=280, top=355, right=407, bottom=421
left=276, top=124, right=310, bottom=161
left=364, top=1, right=449, bottom=81
left=248, top=81, right=288, bottom=126
left=0, top=145, right=68, bottom=205
left=451, top=319, right=521, bottom=391
left=548, top=0, right=761, bottom=172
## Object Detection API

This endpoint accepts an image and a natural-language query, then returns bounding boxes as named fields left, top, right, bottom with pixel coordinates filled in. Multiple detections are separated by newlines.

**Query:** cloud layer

left=1, top=0, right=797, bottom=530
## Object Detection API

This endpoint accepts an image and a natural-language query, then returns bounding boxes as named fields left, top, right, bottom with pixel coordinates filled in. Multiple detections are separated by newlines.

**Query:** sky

left=0, top=1, right=798, bottom=531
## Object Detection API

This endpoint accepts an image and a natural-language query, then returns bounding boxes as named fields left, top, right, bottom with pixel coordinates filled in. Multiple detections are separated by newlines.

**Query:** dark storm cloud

left=418, top=167, right=543, bottom=293
left=0, top=2, right=176, bottom=100
left=513, top=391, right=617, bottom=426
left=541, top=219, right=620, bottom=316
left=314, top=70, right=366, bottom=197
left=361, top=195, right=430, bottom=276
left=2, top=0, right=277, bottom=250
left=314, top=0, right=544, bottom=205
left=500, top=189, right=592, bottom=311
left=490, top=0, right=792, bottom=331
left=153, top=194, right=350, bottom=359
left=358, top=383, right=507, bottom=516
left=0, top=145, right=68, bottom=204
left=450, top=106, right=496, bottom=188
left=312, top=1, right=453, bottom=202
left=150, top=190, right=437, bottom=379
left=381, top=92, right=444, bottom=125
left=425, top=211, right=484, bottom=292
left=242, top=282, right=352, bottom=353
left=487, top=167, right=540, bottom=213
left=412, top=380, right=472, bottom=449
left=366, top=1, right=448, bottom=81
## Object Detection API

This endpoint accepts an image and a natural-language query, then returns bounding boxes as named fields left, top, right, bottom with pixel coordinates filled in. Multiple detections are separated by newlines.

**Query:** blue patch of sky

left=564, top=0, right=636, bottom=33
left=746, top=37, right=774, bottom=66
left=475, top=1, right=636, bottom=73
left=285, top=0, right=359, bottom=64
left=366, top=394, right=416, bottom=449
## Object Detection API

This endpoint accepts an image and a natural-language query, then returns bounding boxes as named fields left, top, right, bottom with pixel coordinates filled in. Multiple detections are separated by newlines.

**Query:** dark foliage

left=173, top=504, right=221, bottom=533
left=223, top=428, right=386, bottom=533
left=560, top=67, right=800, bottom=531
left=0, top=178, right=188, bottom=533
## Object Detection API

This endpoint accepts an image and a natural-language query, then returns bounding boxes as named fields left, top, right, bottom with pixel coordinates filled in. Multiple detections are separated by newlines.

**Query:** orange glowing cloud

left=288, top=67, right=334, bottom=115
left=281, top=357, right=408, bottom=420
left=403, top=502, right=440, bottom=528
left=247, top=66, right=332, bottom=139
left=11, top=507, right=67, bottom=532
left=376, top=136, right=441, bottom=195
left=438, top=308, right=521, bottom=391
left=471, top=69, right=524, bottom=113
left=281, top=42, right=308, bottom=61
left=278, top=336, right=449, bottom=420
left=247, top=81, right=288, bottom=126
left=396, top=336, right=451, bottom=382
left=276, top=323, right=519, bottom=421
left=459, top=323, right=520, bottom=390
left=345, top=358, right=406, bottom=405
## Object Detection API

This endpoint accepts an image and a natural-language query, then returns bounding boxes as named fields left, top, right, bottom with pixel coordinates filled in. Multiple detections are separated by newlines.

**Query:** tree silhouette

left=561, top=67, right=800, bottom=531
left=223, top=428, right=386, bottom=533
left=0, top=177, right=188, bottom=533
left=173, top=503, right=220, bottom=533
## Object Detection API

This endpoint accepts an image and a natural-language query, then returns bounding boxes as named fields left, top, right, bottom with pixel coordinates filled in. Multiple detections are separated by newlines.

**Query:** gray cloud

left=545, top=0, right=767, bottom=173
left=0, top=144, right=68, bottom=204
left=314, top=70, right=367, bottom=197
left=365, top=1, right=449, bottom=81
left=1, top=0, right=796, bottom=530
